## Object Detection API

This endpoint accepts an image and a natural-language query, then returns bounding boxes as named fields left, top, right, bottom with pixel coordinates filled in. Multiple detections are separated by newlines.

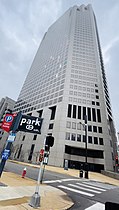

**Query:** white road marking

left=58, top=185, right=94, bottom=197
left=43, top=180, right=62, bottom=183
left=85, top=202, right=105, bottom=210
left=68, top=184, right=101, bottom=194
left=43, top=178, right=79, bottom=184
left=82, top=181, right=112, bottom=190
left=76, top=183, right=106, bottom=192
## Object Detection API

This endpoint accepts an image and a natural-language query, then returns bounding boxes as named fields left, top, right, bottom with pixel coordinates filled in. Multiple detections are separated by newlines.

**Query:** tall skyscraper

left=13, top=4, right=117, bottom=172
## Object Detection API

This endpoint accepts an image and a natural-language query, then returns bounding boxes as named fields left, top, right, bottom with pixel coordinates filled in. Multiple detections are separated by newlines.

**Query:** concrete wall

left=101, top=170, right=119, bottom=180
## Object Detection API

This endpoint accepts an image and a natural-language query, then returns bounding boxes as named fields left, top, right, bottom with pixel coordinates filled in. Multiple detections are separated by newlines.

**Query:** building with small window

left=13, top=4, right=117, bottom=172
left=0, top=96, right=15, bottom=153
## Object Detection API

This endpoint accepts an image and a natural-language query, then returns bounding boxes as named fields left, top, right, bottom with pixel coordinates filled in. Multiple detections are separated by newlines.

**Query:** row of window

left=69, top=91, right=99, bottom=100
left=67, top=104, right=101, bottom=123
left=65, top=145, right=104, bottom=159
left=65, top=132, right=104, bottom=145
left=66, top=121, right=103, bottom=133
left=69, top=97, right=94, bottom=106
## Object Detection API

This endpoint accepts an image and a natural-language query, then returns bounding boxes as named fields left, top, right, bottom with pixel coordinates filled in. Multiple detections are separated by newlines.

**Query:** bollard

left=22, top=167, right=26, bottom=178
left=79, top=169, right=83, bottom=178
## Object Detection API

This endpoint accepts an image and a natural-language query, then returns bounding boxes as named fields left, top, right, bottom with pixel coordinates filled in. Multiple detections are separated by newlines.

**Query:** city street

left=4, top=161, right=119, bottom=210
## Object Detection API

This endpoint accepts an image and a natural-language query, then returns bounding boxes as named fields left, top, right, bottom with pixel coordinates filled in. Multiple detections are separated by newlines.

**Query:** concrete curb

left=0, top=170, right=74, bottom=210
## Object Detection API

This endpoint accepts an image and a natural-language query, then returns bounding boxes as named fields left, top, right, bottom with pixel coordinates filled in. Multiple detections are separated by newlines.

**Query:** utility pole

left=84, top=115, right=88, bottom=179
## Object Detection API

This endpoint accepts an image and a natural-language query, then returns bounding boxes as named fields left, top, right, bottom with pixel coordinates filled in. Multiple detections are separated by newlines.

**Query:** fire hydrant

left=22, top=167, right=26, bottom=178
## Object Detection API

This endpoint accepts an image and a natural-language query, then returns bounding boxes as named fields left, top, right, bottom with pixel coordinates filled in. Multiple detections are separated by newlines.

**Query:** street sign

left=18, top=115, right=43, bottom=134
left=7, top=133, right=16, bottom=142
left=43, top=157, right=48, bottom=165
left=1, top=113, right=17, bottom=133
left=2, top=149, right=10, bottom=160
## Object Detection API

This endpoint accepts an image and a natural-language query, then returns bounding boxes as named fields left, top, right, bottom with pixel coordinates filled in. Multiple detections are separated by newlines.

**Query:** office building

left=13, top=5, right=117, bottom=172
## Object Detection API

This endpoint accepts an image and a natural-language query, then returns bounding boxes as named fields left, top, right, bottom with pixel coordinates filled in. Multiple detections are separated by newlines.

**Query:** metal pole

left=29, top=137, right=46, bottom=208
left=0, top=132, right=16, bottom=177
left=85, top=123, right=87, bottom=164
left=84, top=115, right=88, bottom=179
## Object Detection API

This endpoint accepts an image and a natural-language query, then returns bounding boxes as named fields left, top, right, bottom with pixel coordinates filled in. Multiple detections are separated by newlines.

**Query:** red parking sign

left=1, top=113, right=17, bottom=133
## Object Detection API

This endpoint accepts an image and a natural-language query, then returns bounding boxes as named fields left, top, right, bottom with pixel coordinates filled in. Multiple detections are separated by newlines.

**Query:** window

left=92, top=101, right=95, bottom=105
left=73, top=105, right=77, bottom=118
left=96, top=102, right=100, bottom=106
left=77, top=134, right=81, bottom=142
left=33, top=135, right=37, bottom=140
left=67, top=104, right=72, bottom=118
left=17, top=144, right=23, bottom=159
left=99, top=138, right=104, bottom=145
left=83, top=135, right=86, bottom=142
left=28, top=144, right=35, bottom=161
left=37, top=110, right=43, bottom=117
left=83, top=107, right=86, bottom=120
left=66, top=121, right=71, bottom=128
left=95, top=89, right=98, bottom=93
left=49, top=123, right=54, bottom=129
left=96, top=95, right=99, bottom=99
left=94, top=137, right=98, bottom=144
left=93, top=126, right=97, bottom=132
left=78, top=106, right=81, bottom=119
left=66, top=132, right=70, bottom=140
left=92, top=108, right=96, bottom=122
left=50, top=106, right=56, bottom=120
left=71, top=133, right=76, bottom=141
left=98, top=127, right=102, bottom=133
left=87, top=107, right=91, bottom=121
left=22, top=135, right=25, bottom=141
left=72, top=122, right=76, bottom=129
left=77, top=123, right=81, bottom=130
left=88, top=136, right=92, bottom=143
left=88, top=125, right=92, bottom=132
left=97, top=109, right=101, bottom=122
left=110, top=140, right=112, bottom=147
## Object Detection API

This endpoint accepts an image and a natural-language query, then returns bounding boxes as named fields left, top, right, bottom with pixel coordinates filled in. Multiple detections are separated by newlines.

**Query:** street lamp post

left=84, top=115, right=88, bottom=179
left=80, top=115, right=89, bottom=179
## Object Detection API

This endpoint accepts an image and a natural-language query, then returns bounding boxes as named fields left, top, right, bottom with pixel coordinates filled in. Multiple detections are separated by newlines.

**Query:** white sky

left=0, top=0, right=119, bottom=131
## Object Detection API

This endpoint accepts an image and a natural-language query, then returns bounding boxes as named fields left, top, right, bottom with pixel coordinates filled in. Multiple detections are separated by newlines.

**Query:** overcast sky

left=0, top=0, right=119, bottom=131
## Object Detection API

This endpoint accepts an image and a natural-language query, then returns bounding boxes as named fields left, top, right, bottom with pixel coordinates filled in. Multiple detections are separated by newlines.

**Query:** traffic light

left=39, top=149, right=44, bottom=162
left=116, top=156, right=118, bottom=166
left=45, top=135, right=54, bottom=151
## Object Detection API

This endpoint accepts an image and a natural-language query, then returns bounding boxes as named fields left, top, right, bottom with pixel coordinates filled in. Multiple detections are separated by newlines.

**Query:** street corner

left=0, top=172, right=36, bottom=187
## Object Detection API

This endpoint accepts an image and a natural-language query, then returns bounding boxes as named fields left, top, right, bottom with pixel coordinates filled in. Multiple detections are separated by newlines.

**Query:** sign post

left=0, top=132, right=16, bottom=177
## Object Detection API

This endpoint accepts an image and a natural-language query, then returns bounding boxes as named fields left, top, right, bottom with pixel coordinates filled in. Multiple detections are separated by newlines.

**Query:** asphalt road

left=4, top=161, right=119, bottom=210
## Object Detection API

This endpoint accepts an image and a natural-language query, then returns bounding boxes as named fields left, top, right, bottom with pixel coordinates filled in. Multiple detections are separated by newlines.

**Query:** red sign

left=1, top=113, right=17, bottom=133
left=40, top=149, right=44, bottom=155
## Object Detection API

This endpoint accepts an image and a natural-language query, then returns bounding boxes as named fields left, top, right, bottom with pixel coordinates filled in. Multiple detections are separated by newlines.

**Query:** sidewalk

left=9, top=160, right=119, bottom=186
left=0, top=171, right=73, bottom=210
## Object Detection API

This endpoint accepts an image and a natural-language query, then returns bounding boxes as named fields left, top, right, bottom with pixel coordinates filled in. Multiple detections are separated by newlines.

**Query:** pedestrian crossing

left=43, top=178, right=116, bottom=199
left=58, top=180, right=114, bottom=198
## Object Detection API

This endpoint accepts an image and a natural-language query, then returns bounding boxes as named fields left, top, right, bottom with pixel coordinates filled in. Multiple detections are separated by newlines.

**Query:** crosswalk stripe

left=82, top=182, right=110, bottom=190
left=43, top=180, right=62, bottom=183
left=68, top=184, right=101, bottom=194
left=85, top=202, right=105, bottom=210
left=43, top=178, right=79, bottom=184
left=76, top=183, right=106, bottom=192
left=58, top=185, right=94, bottom=197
